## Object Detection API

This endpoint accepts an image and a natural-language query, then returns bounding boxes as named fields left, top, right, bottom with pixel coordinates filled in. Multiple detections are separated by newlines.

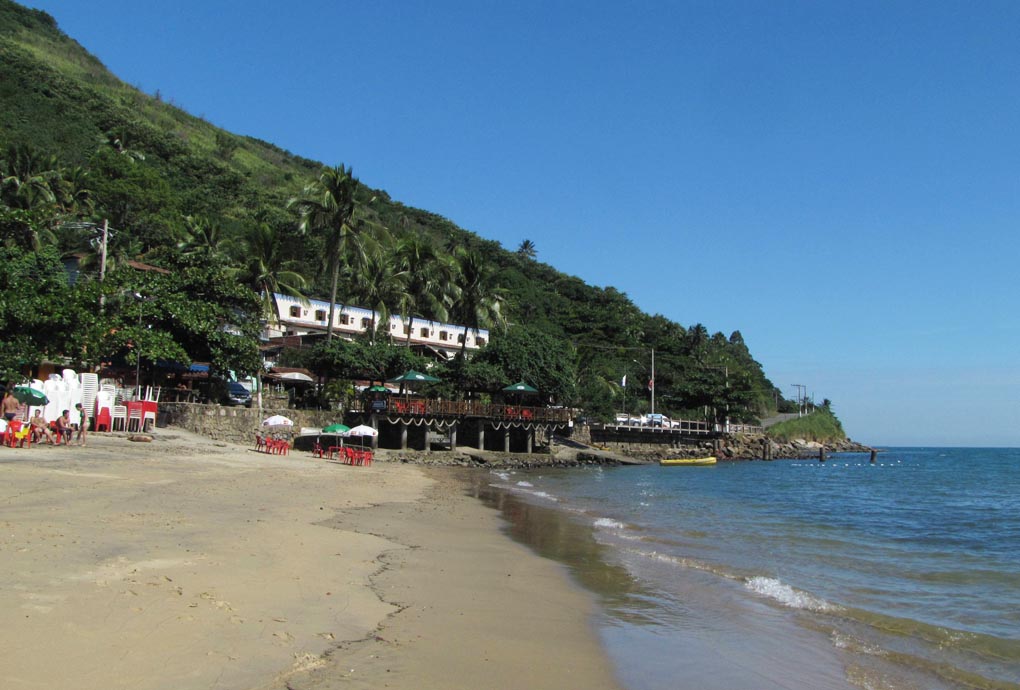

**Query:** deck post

left=370, top=414, right=379, bottom=450
left=819, top=446, right=826, bottom=462
left=870, top=449, right=877, bottom=464
left=503, top=429, right=510, bottom=453
left=449, top=423, right=457, bottom=451
left=400, top=423, right=407, bottom=450
left=477, top=421, right=485, bottom=450
left=526, top=428, right=533, bottom=454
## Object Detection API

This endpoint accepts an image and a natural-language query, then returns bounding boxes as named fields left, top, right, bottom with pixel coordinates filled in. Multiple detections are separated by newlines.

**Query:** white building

left=265, top=293, right=489, bottom=360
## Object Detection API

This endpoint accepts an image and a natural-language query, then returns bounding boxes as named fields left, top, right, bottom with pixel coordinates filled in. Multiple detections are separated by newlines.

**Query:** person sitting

left=29, top=410, right=55, bottom=445
left=53, top=410, right=73, bottom=445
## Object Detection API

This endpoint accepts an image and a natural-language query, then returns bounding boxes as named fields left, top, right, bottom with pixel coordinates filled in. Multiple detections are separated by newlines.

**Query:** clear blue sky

left=28, top=1, right=1020, bottom=446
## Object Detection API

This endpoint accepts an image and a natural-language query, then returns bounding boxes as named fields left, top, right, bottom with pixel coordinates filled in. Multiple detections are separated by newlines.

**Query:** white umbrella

left=344, top=424, right=378, bottom=437
left=262, top=415, right=294, bottom=427
left=278, top=372, right=314, bottom=382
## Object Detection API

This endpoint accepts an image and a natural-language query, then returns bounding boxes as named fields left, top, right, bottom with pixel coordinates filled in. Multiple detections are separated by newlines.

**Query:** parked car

left=642, top=413, right=672, bottom=427
left=223, top=381, right=252, bottom=407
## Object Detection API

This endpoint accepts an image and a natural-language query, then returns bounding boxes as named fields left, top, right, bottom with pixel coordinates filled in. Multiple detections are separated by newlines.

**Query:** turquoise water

left=485, top=448, right=1020, bottom=690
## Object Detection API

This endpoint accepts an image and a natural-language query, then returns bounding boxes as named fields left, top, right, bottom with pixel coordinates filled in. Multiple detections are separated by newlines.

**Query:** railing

left=350, top=397, right=571, bottom=423
left=601, top=419, right=713, bottom=435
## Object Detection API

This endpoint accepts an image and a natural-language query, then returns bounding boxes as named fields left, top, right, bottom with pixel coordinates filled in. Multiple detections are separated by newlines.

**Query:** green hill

left=0, top=0, right=788, bottom=424
left=766, top=407, right=847, bottom=444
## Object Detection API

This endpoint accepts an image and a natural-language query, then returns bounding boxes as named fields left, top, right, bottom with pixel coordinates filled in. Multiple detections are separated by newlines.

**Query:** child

left=75, top=402, right=88, bottom=446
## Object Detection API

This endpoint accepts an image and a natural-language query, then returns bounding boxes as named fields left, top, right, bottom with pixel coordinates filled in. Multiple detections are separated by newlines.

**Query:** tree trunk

left=327, top=259, right=338, bottom=341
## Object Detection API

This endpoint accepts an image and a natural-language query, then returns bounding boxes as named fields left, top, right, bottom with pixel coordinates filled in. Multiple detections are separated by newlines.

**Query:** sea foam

left=744, top=576, right=840, bottom=612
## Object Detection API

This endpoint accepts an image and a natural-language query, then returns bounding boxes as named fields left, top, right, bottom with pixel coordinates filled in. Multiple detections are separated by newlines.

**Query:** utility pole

left=650, top=348, right=655, bottom=416
left=791, top=384, right=805, bottom=417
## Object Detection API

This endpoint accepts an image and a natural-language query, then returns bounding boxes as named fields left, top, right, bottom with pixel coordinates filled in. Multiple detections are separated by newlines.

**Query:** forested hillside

left=0, top=0, right=788, bottom=423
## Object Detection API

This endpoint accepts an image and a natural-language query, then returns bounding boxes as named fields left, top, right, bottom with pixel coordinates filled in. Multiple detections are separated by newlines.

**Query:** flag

left=621, top=375, right=627, bottom=387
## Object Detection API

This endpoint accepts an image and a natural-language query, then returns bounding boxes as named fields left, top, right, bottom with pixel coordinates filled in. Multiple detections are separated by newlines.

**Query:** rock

left=129, top=434, right=153, bottom=443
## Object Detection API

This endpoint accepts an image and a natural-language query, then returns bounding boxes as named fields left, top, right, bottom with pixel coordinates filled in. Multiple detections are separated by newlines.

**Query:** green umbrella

left=387, top=370, right=441, bottom=383
left=367, top=385, right=390, bottom=393
left=322, top=423, right=350, bottom=434
left=502, top=381, right=538, bottom=393
left=12, top=385, right=48, bottom=406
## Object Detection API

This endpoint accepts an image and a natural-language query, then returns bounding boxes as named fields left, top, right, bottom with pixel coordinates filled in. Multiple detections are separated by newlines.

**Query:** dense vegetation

left=766, top=405, right=847, bottom=443
left=0, top=0, right=790, bottom=423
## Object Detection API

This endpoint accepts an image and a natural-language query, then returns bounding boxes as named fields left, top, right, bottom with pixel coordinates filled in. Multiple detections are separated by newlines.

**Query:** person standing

left=74, top=402, right=88, bottom=446
left=2, top=389, right=20, bottom=422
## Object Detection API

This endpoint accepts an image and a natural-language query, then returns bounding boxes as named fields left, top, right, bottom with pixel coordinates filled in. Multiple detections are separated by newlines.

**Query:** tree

left=230, top=221, right=308, bottom=318
left=353, top=248, right=408, bottom=342
left=450, top=247, right=505, bottom=360
left=291, top=165, right=377, bottom=340
left=516, top=239, right=536, bottom=260
left=395, top=233, right=454, bottom=348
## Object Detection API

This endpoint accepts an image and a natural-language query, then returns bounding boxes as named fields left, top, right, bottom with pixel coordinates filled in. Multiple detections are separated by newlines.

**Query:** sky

left=26, top=0, right=1020, bottom=446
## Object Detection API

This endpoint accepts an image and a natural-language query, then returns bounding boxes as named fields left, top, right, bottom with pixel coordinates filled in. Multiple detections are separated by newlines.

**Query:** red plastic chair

left=94, top=407, right=112, bottom=432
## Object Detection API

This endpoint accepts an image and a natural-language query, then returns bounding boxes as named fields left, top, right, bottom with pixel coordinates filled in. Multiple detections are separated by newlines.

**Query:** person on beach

left=54, top=410, right=73, bottom=445
left=30, top=409, right=55, bottom=444
left=2, top=389, right=20, bottom=422
left=74, top=402, right=88, bottom=446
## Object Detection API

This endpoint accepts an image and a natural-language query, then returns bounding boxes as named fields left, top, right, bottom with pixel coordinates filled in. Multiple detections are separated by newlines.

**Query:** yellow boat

left=660, top=456, right=717, bottom=466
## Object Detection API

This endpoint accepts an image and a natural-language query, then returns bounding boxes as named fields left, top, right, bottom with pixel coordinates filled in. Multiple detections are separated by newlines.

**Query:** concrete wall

left=158, top=403, right=346, bottom=446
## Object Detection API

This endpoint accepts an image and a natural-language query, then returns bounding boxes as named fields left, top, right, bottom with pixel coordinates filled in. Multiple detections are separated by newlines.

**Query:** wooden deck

left=350, top=398, right=572, bottom=424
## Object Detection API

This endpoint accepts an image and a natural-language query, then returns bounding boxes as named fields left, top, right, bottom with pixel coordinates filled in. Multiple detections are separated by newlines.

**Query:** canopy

left=344, top=424, right=378, bottom=437
left=387, top=370, right=440, bottom=384
left=12, top=385, right=48, bottom=406
left=502, top=381, right=538, bottom=393
left=323, top=423, right=350, bottom=433
left=278, top=372, right=314, bottom=382
left=261, top=415, right=294, bottom=427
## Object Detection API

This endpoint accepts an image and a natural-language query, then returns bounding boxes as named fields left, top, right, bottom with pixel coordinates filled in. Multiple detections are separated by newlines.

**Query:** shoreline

left=0, top=429, right=620, bottom=690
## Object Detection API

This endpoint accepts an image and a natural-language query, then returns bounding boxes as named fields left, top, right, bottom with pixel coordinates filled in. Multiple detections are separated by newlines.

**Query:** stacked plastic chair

left=80, top=372, right=99, bottom=429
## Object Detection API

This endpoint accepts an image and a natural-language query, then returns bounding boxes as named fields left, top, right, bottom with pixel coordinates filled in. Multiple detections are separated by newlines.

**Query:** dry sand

left=0, top=429, right=621, bottom=690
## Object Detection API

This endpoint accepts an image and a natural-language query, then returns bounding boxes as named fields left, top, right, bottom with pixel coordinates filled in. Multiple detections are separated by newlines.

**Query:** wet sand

left=0, top=429, right=620, bottom=690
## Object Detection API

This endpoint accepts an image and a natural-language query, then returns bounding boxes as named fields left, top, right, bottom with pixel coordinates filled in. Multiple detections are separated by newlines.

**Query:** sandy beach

left=0, top=429, right=620, bottom=690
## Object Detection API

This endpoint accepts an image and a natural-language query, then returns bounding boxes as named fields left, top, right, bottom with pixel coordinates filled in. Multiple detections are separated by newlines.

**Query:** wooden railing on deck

left=350, top=397, right=571, bottom=423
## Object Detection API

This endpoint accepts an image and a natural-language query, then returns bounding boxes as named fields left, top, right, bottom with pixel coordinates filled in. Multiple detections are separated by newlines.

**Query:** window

left=457, top=334, right=465, bottom=344
left=359, top=317, right=370, bottom=329
left=289, top=306, right=301, bottom=318
left=420, top=327, right=430, bottom=338
left=403, top=325, right=410, bottom=335
left=476, top=337, right=487, bottom=347
left=439, top=330, right=449, bottom=341
left=315, top=309, right=326, bottom=321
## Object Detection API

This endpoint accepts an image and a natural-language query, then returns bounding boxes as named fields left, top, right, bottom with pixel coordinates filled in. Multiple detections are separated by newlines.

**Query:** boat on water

left=660, top=456, right=717, bottom=466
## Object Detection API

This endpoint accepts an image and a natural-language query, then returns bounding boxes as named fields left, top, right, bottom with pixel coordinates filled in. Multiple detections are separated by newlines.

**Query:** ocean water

left=478, top=448, right=1020, bottom=690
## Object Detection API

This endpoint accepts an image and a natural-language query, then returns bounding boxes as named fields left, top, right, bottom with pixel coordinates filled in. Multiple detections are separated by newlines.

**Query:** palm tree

left=354, top=248, right=408, bottom=343
left=451, top=247, right=505, bottom=360
left=290, top=165, right=378, bottom=340
left=516, top=239, right=537, bottom=260
left=177, top=215, right=231, bottom=263
left=395, top=233, right=455, bottom=347
left=0, top=143, right=58, bottom=211
left=231, top=222, right=309, bottom=318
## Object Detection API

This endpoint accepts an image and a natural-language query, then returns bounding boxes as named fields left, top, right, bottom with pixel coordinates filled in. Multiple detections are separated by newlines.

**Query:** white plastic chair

left=126, top=406, right=142, bottom=432
left=111, top=405, right=127, bottom=431
left=142, top=407, right=156, bottom=431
